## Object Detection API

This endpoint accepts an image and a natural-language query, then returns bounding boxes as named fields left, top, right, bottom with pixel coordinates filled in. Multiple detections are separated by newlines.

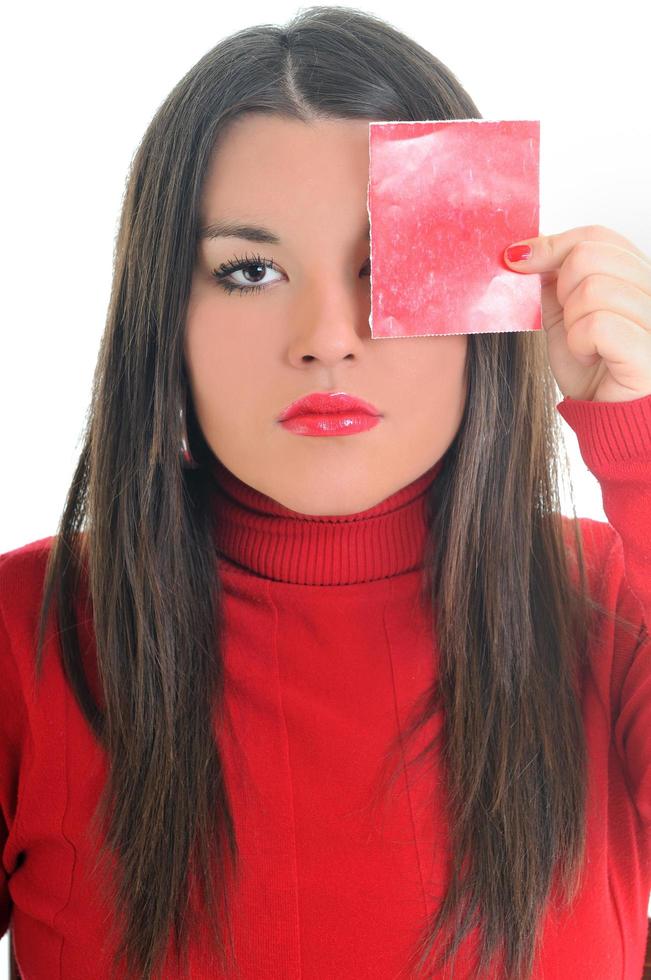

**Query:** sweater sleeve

left=0, top=600, right=26, bottom=939
left=556, top=391, right=651, bottom=825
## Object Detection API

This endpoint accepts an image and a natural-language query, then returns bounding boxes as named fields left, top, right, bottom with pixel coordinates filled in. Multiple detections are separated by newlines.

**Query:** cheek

left=183, top=312, right=273, bottom=440
left=185, top=281, right=270, bottom=376
left=183, top=317, right=213, bottom=401
left=395, top=337, right=468, bottom=403
left=183, top=302, right=227, bottom=431
left=438, top=342, right=469, bottom=433
left=408, top=342, right=468, bottom=451
left=184, top=291, right=237, bottom=392
left=390, top=341, right=468, bottom=446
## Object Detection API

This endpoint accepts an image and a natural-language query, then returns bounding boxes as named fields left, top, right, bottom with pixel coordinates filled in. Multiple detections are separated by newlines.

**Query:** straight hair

left=35, top=6, right=647, bottom=978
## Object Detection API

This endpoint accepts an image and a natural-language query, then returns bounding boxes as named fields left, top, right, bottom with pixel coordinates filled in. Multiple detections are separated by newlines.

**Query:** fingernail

left=505, top=244, right=533, bottom=263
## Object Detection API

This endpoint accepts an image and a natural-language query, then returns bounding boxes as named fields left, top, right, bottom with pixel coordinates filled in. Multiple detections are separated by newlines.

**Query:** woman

left=1, top=7, right=650, bottom=980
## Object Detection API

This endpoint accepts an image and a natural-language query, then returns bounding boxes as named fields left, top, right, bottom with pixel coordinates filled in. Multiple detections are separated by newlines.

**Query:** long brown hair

left=35, top=6, right=646, bottom=979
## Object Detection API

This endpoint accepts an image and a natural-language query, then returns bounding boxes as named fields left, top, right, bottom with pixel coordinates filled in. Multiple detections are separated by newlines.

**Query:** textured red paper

left=367, top=119, right=541, bottom=338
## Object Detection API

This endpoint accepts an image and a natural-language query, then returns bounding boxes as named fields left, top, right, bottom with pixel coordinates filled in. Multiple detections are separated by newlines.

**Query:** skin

left=504, top=225, right=651, bottom=404
left=184, top=114, right=468, bottom=516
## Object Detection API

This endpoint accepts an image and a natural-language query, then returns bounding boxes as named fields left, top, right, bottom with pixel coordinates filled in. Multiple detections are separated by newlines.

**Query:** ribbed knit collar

left=207, top=455, right=444, bottom=586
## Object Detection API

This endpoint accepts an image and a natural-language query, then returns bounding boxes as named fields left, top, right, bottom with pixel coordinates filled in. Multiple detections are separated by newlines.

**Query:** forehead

left=208, top=113, right=373, bottom=166
left=200, top=115, right=374, bottom=227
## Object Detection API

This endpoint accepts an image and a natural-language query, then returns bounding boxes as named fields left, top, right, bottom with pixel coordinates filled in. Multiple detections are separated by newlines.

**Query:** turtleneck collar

left=207, top=455, right=443, bottom=586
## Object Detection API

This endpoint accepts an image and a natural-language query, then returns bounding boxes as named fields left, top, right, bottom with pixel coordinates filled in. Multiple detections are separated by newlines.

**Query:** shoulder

left=0, top=534, right=58, bottom=667
left=560, top=513, right=647, bottom=691
left=557, top=512, right=642, bottom=631
left=559, top=511, right=615, bottom=554
left=558, top=511, right=619, bottom=584
left=0, top=534, right=56, bottom=573
left=0, top=535, right=58, bottom=630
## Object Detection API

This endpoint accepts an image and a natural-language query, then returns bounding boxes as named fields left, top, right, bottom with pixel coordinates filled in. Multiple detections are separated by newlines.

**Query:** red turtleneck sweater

left=1, top=393, right=651, bottom=979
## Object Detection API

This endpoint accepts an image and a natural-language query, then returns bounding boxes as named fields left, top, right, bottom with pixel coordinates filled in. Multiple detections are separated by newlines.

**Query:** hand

left=503, top=224, right=651, bottom=403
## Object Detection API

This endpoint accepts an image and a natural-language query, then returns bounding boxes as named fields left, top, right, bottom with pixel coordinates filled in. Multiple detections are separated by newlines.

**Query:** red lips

left=278, top=391, right=381, bottom=422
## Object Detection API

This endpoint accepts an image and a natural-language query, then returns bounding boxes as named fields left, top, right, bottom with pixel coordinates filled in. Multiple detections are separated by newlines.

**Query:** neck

left=206, top=456, right=444, bottom=586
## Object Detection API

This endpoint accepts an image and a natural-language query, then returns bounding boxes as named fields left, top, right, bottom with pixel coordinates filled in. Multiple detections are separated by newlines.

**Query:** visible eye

left=210, top=251, right=372, bottom=297
left=210, top=251, right=284, bottom=296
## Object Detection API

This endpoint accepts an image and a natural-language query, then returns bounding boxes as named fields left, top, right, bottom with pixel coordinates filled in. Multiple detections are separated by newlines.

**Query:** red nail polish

left=506, top=244, right=532, bottom=263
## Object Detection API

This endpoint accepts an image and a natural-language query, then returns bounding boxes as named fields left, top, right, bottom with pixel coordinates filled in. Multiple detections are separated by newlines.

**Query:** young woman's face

left=185, top=114, right=468, bottom=516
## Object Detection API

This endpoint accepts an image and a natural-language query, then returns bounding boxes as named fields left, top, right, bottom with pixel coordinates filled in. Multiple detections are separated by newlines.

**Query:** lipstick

left=277, top=391, right=382, bottom=437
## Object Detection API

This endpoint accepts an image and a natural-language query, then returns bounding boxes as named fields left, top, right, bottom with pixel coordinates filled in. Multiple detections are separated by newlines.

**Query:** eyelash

left=210, top=251, right=281, bottom=296
left=211, top=251, right=372, bottom=296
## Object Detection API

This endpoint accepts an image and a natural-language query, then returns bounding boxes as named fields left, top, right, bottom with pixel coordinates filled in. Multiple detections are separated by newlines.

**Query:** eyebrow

left=199, top=219, right=371, bottom=244
left=199, top=221, right=282, bottom=244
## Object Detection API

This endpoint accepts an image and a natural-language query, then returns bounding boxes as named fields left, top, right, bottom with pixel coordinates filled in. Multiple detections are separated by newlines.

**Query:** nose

left=286, top=274, right=372, bottom=368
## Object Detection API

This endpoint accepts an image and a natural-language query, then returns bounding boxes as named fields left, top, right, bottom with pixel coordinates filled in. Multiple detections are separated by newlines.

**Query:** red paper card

left=367, top=119, right=541, bottom=338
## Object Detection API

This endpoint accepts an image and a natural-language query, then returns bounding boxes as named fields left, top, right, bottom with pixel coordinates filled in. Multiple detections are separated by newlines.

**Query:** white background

left=2, top=0, right=650, bottom=974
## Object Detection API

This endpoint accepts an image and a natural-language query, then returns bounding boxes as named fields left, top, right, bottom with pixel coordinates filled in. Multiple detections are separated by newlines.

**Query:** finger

left=503, top=223, right=651, bottom=275
left=566, top=310, right=651, bottom=379
left=554, top=240, right=651, bottom=308
left=562, top=273, right=651, bottom=337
